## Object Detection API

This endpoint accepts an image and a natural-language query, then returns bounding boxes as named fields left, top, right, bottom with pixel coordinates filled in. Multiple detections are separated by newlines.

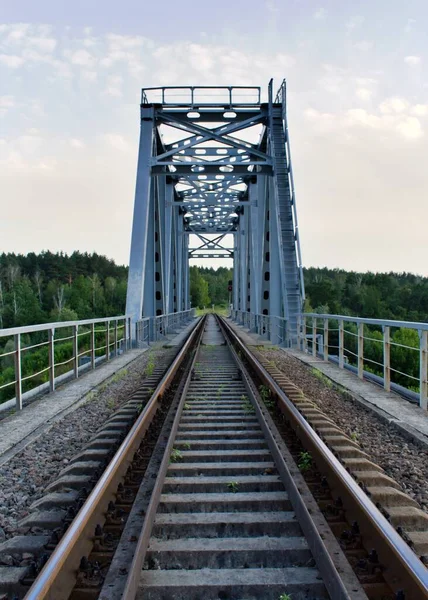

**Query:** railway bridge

left=126, top=81, right=304, bottom=347
left=0, top=80, right=427, bottom=600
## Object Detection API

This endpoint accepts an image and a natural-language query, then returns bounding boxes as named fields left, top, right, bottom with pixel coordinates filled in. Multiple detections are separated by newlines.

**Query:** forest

left=0, top=252, right=427, bottom=328
left=1, top=252, right=427, bottom=403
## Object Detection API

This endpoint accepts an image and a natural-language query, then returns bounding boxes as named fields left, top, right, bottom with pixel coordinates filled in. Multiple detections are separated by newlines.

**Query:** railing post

left=297, top=315, right=301, bottom=349
left=383, top=326, right=391, bottom=392
left=419, top=330, right=427, bottom=410
left=323, top=318, right=329, bottom=361
left=302, top=316, right=307, bottom=352
left=338, top=320, right=344, bottom=369
left=48, top=328, right=55, bottom=392
left=90, top=323, right=96, bottom=369
left=14, top=333, right=22, bottom=411
left=358, top=322, right=364, bottom=379
left=128, top=317, right=132, bottom=350
left=105, top=320, right=110, bottom=361
left=114, top=321, right=118, bottom=357
left=73, top=325, right=79, bottom=379
left=312, top=317, right=317, bottom=357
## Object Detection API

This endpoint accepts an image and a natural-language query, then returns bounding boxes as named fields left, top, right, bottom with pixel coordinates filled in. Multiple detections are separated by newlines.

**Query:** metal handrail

left=135, top=309, right=195, bottom=346
left=230, top=309, right=289, bottom=347
left=300, top=313, right=428, bottom=409
left=141, top=86, right=261, bottom=107
left=0, top=315, right=132, bottom=412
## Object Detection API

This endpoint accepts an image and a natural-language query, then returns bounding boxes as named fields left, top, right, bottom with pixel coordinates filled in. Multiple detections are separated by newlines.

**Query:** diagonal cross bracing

left=125, top=81, right=305, bottom=346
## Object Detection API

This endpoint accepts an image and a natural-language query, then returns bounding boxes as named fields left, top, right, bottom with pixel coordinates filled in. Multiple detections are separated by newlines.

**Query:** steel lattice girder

left=125, top=81, right=305, bottom=346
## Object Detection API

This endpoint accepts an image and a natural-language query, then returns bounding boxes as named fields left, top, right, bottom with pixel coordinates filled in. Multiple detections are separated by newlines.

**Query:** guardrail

left=0, top=316, right=132, bottom=414
left=135, top=309, right=195, bottom=347
left=141, top=86, right=261, bottom=107
left=230, top=309, right=289, bottom=347
left=300, top=313, right=428, bottom=410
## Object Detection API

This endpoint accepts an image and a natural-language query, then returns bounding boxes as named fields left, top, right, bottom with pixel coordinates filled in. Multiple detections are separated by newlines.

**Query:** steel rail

left=24, top=316, right=206, bottom=600
left=120, top=313, right=205, bottom=599
left=216, top=316, right=359, bottom=600
left=218, top=316, right=428, bottom=599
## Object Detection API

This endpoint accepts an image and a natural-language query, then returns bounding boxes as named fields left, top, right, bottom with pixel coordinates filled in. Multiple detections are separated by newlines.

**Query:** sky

left=1, top=0, right=427, bottom=275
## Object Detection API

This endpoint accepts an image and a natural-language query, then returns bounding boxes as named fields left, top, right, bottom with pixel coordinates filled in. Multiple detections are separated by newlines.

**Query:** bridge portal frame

left=126, top=81, right=305, bottom=345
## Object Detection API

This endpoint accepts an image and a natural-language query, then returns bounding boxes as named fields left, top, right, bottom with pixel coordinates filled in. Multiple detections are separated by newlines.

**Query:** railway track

left=1, top=314, right=427, bottom=599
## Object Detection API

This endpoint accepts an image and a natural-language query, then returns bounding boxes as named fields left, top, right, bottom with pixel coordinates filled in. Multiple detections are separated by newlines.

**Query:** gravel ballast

left=260, top=348, right=428, bottom=513
left=0, top=349, right=166, bottom=541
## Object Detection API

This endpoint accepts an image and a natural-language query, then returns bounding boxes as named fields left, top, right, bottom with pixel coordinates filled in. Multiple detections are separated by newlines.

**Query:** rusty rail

left=24, top=316, right=206, bottom=600
left=218, top=315, right=428, bottom=600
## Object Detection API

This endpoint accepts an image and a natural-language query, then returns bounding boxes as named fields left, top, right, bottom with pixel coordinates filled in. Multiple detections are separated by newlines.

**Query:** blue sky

left=1, top=0, right=427, bottom=274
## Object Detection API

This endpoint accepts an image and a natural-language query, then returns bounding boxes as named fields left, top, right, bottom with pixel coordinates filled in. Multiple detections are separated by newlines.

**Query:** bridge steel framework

left=126, top=80, right=305, bottom=345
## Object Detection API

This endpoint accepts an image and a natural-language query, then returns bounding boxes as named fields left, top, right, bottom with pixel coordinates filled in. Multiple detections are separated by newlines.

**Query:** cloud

left=404, top=55, right=421, bottom=66
left=67, top=49, right=96, bottom=67
left=104, top=75, right=123, bottom=97
left=356, top=88, right=372, bottom=101
left=313, top=8, right=326, bottom=20
left=346, top=16, right=364, bottom=31
left=102, top=133, right=130, bottom=152
left=70, top=138, right=85, bottom=149
left=0, top=95, right=15, bottom=116
left=412, top=104, right=428, bottom=117
left=379, top=97, right=409, bottom=114
left=354, top=40, right=373, bottom=51
left=0, top=53, right=24, bottom=68
left=405, top=18, right=416, bottom=33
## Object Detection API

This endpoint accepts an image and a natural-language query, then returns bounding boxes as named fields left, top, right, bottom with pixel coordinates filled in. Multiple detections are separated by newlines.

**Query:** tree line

left=0, top=251, right=127, bottom=329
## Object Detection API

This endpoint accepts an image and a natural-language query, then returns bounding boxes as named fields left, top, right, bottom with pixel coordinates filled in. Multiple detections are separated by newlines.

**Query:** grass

left=298, top=451, right=313, bottom=473
left=311, top=368, right=333, bottom=388
left=182, top=442, right=191, bottom=450
left=170, top=448, right=183, bottom=463
left=145, top=353, right=155, bottom=376
left=259, top=384, right=275, bottom=409
left=227, top=481, right=239, bottom=493
left=279, top=594, right=292, bottom=600
left=241, top=395, right=255, bottom=414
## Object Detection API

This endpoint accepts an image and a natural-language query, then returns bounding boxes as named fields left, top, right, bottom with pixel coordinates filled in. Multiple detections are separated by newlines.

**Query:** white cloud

left=0, top=54, right=25, bottom=68
left=356, top=88, right=372, bottom=101
left=404, top=55, right=421, bottom=66
left=70, top=138, right=85, bottom=149
left=0, top=95, right=15, bottom=116
left=379, top=97, right=409, bottom=114
left=346, top=16, right=364, bottom=31
left=405, top=18, right=416, bottom=33
left=313, top=8, right=326, bottom=20
left=68, top=49, right=96, bottom=67
left=102, top=134, right=130, bottom=152
left=104, top=74, right=123, bottom=97
left=412, top=104, right=428, bottom=117
left=354, top=40, right=373, bottom=51
left=395, top=116, right=423, bottom=140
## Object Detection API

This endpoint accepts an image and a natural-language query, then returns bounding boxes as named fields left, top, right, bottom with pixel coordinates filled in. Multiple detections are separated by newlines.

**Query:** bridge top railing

left=300, top=312, right=428, bottom=410
left=0, top=315, right=132, bottom=416
left=141, top=86, right=261, bottom=108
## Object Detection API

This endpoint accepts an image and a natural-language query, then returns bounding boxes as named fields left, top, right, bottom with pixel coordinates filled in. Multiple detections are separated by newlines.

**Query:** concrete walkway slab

left=225, top=318, right=272, bottom=347
left=286, top=349, right=428, bottom=448
left=0, top=349, right=146, bottom=465
left=161, top=317, right=199, bottom=347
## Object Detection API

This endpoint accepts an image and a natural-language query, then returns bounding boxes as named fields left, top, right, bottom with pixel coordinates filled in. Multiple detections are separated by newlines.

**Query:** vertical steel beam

left=268, top=178, right=282, bottom=319
left=232, top=232, right=239, bottom=310
left=125, top=105, right=154, bottom=329
left=143, top=183, right=155, bottom=317
left=163, top=183, right=174, bottom=313
left=175, top=212, right=184, bottom=312
left=249, top=179, right=264, bottom=315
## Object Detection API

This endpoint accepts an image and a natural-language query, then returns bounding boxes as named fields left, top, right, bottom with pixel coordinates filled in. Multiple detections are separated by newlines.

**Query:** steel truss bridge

left=126, top=80, right=305, bottom=345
